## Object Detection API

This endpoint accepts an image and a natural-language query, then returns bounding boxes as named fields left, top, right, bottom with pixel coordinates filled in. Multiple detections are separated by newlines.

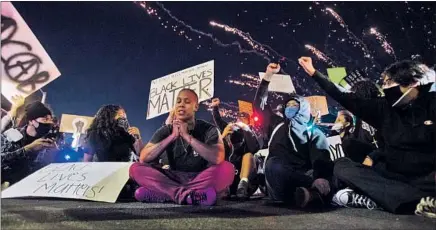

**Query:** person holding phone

left=1, top=101, right=57, bottom=185
left=210, top=98, right=261, bottom=200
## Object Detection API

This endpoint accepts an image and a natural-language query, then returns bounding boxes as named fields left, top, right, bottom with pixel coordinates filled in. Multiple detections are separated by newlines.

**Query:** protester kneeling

left=254, top=63, right=334, bottom=208
left=129, top=89, right=234, bottom=206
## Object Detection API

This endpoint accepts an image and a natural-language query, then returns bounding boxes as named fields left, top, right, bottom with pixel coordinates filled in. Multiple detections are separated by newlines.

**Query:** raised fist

left=266, top=63, right=281, bottom=76
left=298, top=57, right=316, bottom=76
left=211, top=98, right=220, bottom=107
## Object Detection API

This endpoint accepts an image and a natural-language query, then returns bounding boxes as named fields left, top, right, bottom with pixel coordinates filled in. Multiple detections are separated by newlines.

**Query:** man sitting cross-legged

left=129, top=89, right=234, bottom=206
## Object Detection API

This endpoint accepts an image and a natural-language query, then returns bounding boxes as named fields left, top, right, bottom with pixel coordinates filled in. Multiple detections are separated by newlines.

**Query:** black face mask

left=35, top=122, right=53, bottom=137
left=383, top=86, right=404, bottom=106
left=117, top=117, right=129, bottom=131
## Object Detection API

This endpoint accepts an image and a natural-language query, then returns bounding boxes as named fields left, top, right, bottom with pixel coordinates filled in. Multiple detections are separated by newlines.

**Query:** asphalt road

left=2, top=198, right=435, bottom=229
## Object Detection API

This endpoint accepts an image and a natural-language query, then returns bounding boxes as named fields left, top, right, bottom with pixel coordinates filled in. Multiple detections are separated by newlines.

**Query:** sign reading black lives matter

left=147, top=60, right=214, bottom=119
left=1, top=2, right=61, bottom=102
left=1, top=163, right=131, bottom=203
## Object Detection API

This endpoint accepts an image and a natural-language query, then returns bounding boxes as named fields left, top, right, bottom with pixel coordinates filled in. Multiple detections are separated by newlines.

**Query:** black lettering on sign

left=1, top=15, right=52, bottom=93
left=329, top=143, right=344, bottom=161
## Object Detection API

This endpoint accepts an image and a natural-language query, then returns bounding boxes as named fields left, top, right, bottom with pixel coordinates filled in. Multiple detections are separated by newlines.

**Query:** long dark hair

left=86, top=105, right=127, bottom=155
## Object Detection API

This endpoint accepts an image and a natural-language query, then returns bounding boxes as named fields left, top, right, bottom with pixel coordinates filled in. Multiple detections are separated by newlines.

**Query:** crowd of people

left=1, top=57, right=435, bottom=218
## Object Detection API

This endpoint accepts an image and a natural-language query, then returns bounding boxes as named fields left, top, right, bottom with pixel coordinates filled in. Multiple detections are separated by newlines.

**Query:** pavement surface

left=2, top=197, right=435, bottom=229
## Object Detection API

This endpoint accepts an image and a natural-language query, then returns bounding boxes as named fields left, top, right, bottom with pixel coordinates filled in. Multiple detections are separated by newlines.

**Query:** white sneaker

left=415, top=197, right=436, bottom=219
left=332, top=188, right=379, bottom=210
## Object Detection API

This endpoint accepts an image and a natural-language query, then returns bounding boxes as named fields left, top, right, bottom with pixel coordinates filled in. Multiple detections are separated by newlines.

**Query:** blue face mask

left=284, top=106, right=299, bottom=119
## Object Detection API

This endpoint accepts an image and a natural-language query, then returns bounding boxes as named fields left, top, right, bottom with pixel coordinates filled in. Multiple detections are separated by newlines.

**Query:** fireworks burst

left=305, top=44, right=337, bottom=66
left=324, top=7, right=374, bottom=60
left=369, top=27, right=397, bottom=59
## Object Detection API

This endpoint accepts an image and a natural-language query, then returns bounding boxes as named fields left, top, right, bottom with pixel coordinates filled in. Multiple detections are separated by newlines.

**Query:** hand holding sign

left=298, top=57, right=316, bottom=76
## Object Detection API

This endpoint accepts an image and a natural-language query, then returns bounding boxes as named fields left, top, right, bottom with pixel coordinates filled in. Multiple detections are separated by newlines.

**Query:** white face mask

left=331, top=123, right=344, bottom=132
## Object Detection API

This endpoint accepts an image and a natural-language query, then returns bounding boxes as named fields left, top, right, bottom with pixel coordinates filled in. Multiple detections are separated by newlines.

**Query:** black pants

left=265, top=156, right=315, bottom=203
left=334, top=157, right=436, bottom=214
left=229, top=158, right=259, bottom=196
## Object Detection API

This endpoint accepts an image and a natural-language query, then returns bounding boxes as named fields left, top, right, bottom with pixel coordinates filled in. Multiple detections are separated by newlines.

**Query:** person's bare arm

left=139, top=125, right=178, bottom=163
left=140, top=135, right=176, bottom=163
left=186, top=135, right=225, bottom=165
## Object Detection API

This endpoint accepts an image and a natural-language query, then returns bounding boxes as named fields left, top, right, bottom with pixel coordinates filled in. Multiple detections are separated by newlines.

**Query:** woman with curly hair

left=83, top=105, right=143, bottom=162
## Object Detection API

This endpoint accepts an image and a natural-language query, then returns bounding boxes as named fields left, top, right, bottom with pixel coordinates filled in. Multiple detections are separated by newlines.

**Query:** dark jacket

left=211, top=106, right=260, bottom=166
left=313, top=71, right=436, bottom=177
left=1, top=127, right=45, bottom=184
left=253, top=79, right=333, bottom=179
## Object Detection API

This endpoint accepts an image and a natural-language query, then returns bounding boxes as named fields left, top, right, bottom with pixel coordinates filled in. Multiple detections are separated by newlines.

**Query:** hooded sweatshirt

left=254, top=80, right=333, bottom=179
left=312, top=71, right=435, bottom=177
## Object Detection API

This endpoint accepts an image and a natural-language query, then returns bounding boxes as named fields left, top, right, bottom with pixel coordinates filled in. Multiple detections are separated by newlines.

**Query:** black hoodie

left=313, top=71, right=436, bottom=177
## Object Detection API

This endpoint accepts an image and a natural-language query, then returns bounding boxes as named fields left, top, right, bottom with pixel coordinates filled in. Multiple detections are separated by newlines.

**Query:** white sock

left=240, top=177, right=248, bottom=183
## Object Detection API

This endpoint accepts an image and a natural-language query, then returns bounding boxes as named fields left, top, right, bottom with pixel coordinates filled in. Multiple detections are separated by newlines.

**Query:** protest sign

left=327, top=135, right=345, bottom=161
left=1, top=2, right=61, bottom=102
left=147, top=60, right=214, bottom=119
left=304, top=96, right=329, bottom=116
left=238, top=100, right=254, bottom=125
left=2, top=162, right=132, bottom=203
left=59, top=114, right=94, bottom=134
left=327, top=67, right=348, bottom=88
left=258, top=72, right=296, bottom=94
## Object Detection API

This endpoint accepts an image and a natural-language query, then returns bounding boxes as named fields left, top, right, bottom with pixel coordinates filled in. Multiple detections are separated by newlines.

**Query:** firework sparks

left=305, top=44, right=337, bottom=66
left=369, top=27, right=397, bottom=59
left=324, top=7, right=374, bottom=60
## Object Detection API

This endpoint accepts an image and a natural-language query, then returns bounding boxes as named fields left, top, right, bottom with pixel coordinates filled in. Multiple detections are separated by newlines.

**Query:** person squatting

left=1, top=58, right=435, bottom=218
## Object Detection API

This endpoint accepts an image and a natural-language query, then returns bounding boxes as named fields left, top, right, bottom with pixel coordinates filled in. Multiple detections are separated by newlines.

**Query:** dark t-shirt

left=150, top=119, right=220, bottom=173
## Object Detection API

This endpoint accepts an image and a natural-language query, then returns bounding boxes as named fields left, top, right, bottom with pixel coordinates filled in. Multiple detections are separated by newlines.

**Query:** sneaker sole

left=295, top=187, right=310, bottom=208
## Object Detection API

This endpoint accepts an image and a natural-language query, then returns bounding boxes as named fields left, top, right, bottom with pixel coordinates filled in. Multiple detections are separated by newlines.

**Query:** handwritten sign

left=59, top=114, right=94, bottom=134
left=147, top=60, right=214, bottom=119
left=1, top=2, right=61, bottom=102
left=258, top=72, right=295, bottom=94
left=1, top=162, right=132, bottom=203
left=327, top=135, right=344, bottom=161
left=305, top=96, right=329, bottom=116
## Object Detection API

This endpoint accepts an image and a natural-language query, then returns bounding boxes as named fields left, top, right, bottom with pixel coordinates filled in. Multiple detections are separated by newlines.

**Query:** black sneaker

left=415, top=197, right=436, bottom=219
left=295, top=187, right=325, bottom=208
left=236, top=180, right=250, bottom=200
left=332, top=188, right=379, bottom=210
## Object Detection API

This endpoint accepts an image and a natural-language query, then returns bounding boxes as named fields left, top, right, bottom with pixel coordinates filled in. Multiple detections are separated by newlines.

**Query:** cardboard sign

left=59, top=114, right=94, bottom=134
left=147, top=60, right=214, bottom=119
left=327, top=67, right=347, bottom=88
left=304, top=96, right=329, bottom=116
left=327, top=135, right=344, bottom=161
left=238, top=100, right=254, bottom=125
left=1, top=2, right=61, bottom=102
left=258, top=72, right=295, bottom=94
left=1, top=162, right=132, bottom=203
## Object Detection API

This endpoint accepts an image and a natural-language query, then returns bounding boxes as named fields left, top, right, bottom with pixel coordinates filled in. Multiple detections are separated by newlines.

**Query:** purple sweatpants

left=129, top=161, right=235, bottom=204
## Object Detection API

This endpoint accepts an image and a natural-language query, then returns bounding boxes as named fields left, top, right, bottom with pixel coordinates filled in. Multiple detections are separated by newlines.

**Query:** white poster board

left=59, top=114, right=94, bottom=134
left=2, top=162, right=132, bottom=203
left=259, top=72, right=295, bottom=94
left=1, top=2, right=61, bottom=102
left=327, top=135, right=344, bottom=161
left=147, top=60, right=214, bottom=119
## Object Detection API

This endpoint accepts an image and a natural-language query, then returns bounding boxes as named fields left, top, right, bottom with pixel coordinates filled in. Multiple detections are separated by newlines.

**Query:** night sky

left=12, top=1, right=436, bottom=141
